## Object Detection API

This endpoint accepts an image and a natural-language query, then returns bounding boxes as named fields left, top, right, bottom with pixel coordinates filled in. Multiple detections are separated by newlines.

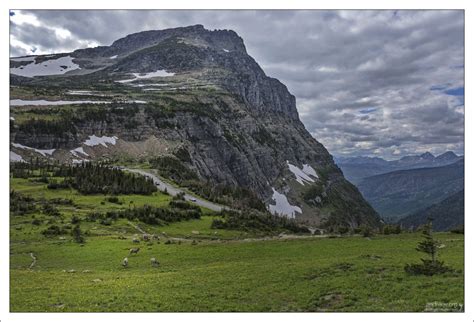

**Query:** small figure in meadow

left=150, top=257, right=159, bottom=267
left=129, top=247, right=140, bottom=255
left=122, top=257, right=128, bottom=268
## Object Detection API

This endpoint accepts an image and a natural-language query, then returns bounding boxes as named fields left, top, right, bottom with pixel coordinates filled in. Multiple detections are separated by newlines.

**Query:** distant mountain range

left=335, top=151, right=463, bottom=184
left=398, top=189, right=464, bottom=231
left=356, top=159, right=464, bottom=221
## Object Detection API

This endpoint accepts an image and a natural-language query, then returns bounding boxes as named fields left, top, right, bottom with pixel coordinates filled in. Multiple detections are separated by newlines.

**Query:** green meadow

left=10, top=177, right=464, bottom=312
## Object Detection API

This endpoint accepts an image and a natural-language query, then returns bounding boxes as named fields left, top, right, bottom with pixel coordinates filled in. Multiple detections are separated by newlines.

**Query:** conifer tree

left=404, top=218, right=452, bottom=275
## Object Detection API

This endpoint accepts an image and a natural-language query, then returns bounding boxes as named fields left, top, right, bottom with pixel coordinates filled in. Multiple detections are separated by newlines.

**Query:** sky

left=9, top=10, right=465, bottom=159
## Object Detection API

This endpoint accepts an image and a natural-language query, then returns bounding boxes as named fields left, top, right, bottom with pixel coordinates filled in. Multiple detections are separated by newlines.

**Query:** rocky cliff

left=10, top=25, right=381, bottom=230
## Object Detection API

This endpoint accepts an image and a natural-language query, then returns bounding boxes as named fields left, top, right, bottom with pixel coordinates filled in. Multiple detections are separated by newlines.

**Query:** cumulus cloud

left=9, top=10, right=464, bottom=159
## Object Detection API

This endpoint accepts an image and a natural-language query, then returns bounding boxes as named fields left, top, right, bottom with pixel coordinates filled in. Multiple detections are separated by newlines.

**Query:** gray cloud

left=9, top=10, right=464, bottom=159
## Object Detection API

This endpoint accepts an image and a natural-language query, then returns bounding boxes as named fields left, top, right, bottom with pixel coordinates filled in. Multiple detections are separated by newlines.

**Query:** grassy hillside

left=10, top=174, right=464, bottom=312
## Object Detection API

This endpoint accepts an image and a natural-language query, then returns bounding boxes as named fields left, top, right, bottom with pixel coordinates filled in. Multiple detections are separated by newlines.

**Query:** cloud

left=9, top=10, right=464, bottom=159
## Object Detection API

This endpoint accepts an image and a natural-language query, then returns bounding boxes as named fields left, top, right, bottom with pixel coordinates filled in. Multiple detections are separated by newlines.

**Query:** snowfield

left=84, top=135, right=118, bottom=147
left=12, top=143, right=55, bottom=157
left=287, top=161, right=319, bottom=185
left=10, top=99, right=111, bottom=106
left=268, top=188, right=302, bottom=218
left=10, top=55, right=80, bottom=77
left=70, top=147, right=89, bottom=157
left=117, top=70, right=175, bottom=83
left=10, top=151, right=25, bottom=162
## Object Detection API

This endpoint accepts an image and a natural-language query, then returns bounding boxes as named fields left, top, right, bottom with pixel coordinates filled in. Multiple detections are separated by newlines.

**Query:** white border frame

left=1, top=1, right=471, bottom=322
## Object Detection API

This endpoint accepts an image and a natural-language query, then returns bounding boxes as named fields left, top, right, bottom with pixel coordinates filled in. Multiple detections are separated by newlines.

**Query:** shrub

left=382, top=224, right=402, bottom=235
left=85, top=212, right=103, bottom=222
left=10, top=190, right=36, bottom=216
left=42, top=225, right=64, bottom=236
left=99, top=218, right=113, bottom=226
left=49, top=198, right=74, bottom=205
left=173, top=192, right=186, bottom=201
left=71, top=215, right=81, bottom=224
left=93, top=205, right=202, bottom=226
left=71, top=224, right=85, bottom=243
left=360, top=225, right=373, bottom=237
left=212, top=209, right=309, bottom=234
left=41, top=203, right=61, bottom=217
left=338, top=226, right=350, bottom=235
left=107, top=196, right=122, bottom=204
left=302, top=184, right=325, bottom=205
left=450, top=225, right=464, bottom=234
left=47, top=179, right=71, bottom=190
left=169, top=199, right=200, bottom=211
left=404, top=259, right=453, bottom=276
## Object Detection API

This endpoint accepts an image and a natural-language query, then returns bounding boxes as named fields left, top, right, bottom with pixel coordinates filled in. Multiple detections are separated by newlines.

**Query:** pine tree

left=404, top=218, right=453, bottom=275
left=416, top=218, right=439, bottom=264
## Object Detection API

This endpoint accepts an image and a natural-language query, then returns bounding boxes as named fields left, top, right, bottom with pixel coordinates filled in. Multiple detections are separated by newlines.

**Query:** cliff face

left=10, top=25, right=381, bottom=229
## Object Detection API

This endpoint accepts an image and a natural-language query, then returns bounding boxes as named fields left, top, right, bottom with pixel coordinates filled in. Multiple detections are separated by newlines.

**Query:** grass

left=10, top=176, right=464, bottom=312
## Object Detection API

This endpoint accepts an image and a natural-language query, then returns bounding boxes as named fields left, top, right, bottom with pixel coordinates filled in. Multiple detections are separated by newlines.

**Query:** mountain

left=357, top=159, right=464, bottom=221
left=10, top=25, right=381, bottom=230
left=398, top=190, right=464, bottom=231
left=335, top=152, right=463, bottom=184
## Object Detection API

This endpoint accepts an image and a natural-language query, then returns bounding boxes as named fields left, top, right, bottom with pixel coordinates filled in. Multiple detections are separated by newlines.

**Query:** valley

left=336, top=154, right=464, bottom=228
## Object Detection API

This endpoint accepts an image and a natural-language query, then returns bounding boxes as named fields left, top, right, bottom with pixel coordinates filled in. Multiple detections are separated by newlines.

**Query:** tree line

left=11, top=161, right=157, bottom=195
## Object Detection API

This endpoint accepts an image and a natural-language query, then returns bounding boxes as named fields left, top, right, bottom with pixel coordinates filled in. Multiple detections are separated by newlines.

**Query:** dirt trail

left=29, top=252, right=37, bottom=269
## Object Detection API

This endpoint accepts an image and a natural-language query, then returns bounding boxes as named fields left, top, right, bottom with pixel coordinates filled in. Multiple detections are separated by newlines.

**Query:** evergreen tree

left=404, top=218, right=453, bottom=275
left=416, top=218, right=439, bottom=263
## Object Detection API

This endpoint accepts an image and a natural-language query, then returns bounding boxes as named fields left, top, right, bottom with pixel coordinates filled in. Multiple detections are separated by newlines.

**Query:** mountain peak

left=420, top=152, right=435, bottom=159
left=436, top=151, right=458, bottom=161
left=106, top=24, right=247, bottom=57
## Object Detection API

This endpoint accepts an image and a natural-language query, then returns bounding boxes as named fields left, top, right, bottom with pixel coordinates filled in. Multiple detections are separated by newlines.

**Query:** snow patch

left=70, top=147, right=89, bottom=157
left=117, top=70, right=175, bottom=83
left=268, top=188, right=302, bottom=218
left=11, top=56, right=36, bottom=62
left=12, top=143, right=55, bottom=156
left=287, top=161, right=318, bottom=185
left=10, top=151, right=25, bottom=162
left=84, top=135, right=118, bottom=147
left=302, top=164, right=319, bottom=179
left=10, top=99, right=111, bottom=106
left=10, top=55, right=80, bottom=77
left=131, top=83, right=171, bottom=88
